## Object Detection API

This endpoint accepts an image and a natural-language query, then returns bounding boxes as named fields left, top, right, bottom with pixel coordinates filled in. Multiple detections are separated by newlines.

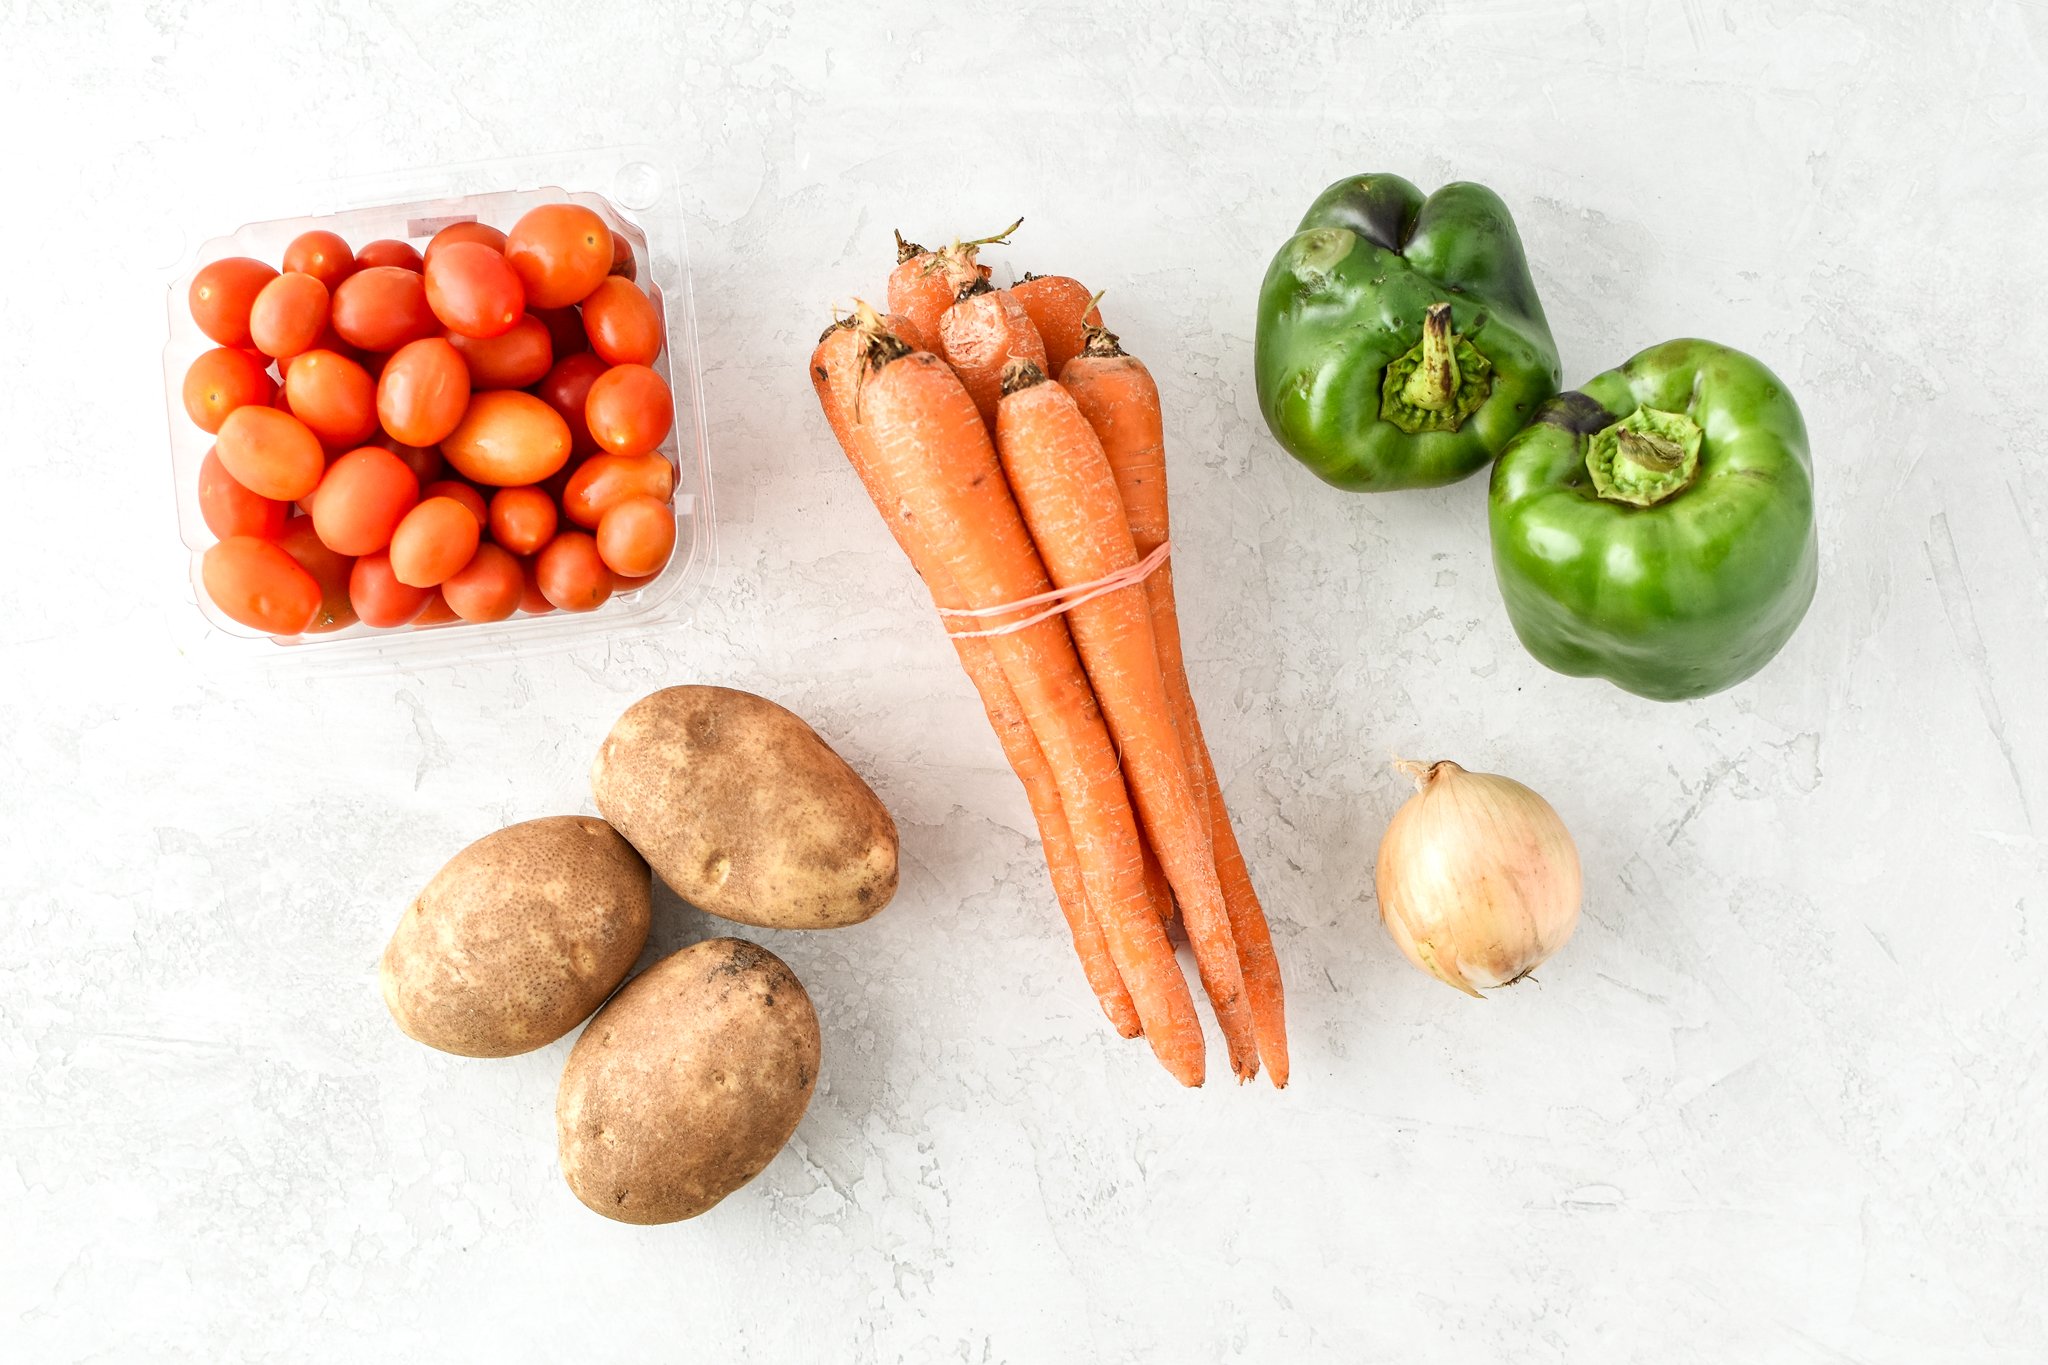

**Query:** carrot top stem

left=894, top=230, right=925, bottom=264
left=1000, top=359, right=1050, bottom=396
left=955, top=275, right=995, bottom=303
left=1080, top=321, right=1126, bottom=358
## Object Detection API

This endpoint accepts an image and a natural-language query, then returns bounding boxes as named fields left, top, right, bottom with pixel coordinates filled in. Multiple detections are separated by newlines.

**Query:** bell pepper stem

left=1586, top=407, right=1704, bottom=507
left=1400, top=303, right=1459, bottom=411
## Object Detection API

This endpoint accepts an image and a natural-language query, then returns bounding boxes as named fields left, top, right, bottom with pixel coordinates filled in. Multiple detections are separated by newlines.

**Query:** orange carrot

left=810, top=319, right=1139, bottom=1038
left=1062, top=325, right=1291, bottom=1087
left=939, top=280, right=1049, bottom=424
left=993, top=360, right=1258, bottom=1081
left=1010, top=274, right=1101, bottom=376
left=887, top=221, right=1017, bottom=357
left=847, top=322, right=1204, bottom=1084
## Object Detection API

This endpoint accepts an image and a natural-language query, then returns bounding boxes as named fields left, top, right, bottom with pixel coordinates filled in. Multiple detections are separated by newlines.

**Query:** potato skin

left=556, top=938, right=820, bottom=1224
left=380, top=816, right=651, bottom=1058
left=590, top=685, right=898, bottom=930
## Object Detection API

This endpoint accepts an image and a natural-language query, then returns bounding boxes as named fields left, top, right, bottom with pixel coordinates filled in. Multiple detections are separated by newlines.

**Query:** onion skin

left=1374, top=759, right=1582, bottom=996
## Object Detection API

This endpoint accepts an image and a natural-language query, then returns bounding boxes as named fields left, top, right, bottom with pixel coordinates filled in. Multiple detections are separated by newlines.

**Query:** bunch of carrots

left=808, top=223, right=1286, bottom=1088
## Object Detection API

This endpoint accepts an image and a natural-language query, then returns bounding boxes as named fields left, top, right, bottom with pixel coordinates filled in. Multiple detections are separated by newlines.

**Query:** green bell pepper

left=1254, top=173, right=1561, bottom=491
left=1488, top=339, right=1818, bottom=701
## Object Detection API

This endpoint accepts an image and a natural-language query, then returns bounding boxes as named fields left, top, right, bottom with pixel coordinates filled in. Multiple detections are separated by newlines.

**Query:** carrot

left=847, top=321, right=1204, bottom=1084
left=1010, top=274, right=1101, bottom=376
left=938, top=280, right=1049, bottom=425
left=1061, top=325, right=1291, bottom=1087
left=887, top=221, right=1017, bottom=357
left=810, top=319, right=1139, bottom=1038
left=993, top=360, right=1258, bottom=1081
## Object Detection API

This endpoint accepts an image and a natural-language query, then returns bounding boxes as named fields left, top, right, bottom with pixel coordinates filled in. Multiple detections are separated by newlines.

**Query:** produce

left=1375, top=760, right=1581, bottom=996
left=1489, top=339, right=1818, bottom=700
left=174, top=206, right=682, bottom=637
left=591, top=686, right=899, bottom=931
left=556, top=938, right=820, bottom=1224
left=814, top=243, right=1289, bottom=1087
left=201, top=536, right=321, bottom=634
left=380, top=815, right=651, bottom=1058
left=1008, top=273, right=1100, bottom=375
left=1254, top=173, right=1560, bottom=490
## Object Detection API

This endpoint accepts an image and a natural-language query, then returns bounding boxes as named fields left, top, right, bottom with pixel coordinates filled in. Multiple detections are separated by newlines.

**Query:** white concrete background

left=3, top=2, right=2043, bottom=1361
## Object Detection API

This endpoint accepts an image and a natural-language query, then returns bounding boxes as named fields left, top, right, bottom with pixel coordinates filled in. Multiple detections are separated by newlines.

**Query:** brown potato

left=380, top=816, right=651, bottom=1058
left=590, top=685, right=898, bottom=929
left=556, top=938, right=820, bottom=1223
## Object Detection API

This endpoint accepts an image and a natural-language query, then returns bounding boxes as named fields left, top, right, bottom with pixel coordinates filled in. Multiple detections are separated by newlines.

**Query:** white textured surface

left=4, top=2, right=2045, bottom=1361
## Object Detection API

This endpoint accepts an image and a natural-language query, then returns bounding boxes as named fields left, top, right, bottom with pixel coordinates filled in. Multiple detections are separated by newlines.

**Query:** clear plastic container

left=160, top=147, right=713, bottom=667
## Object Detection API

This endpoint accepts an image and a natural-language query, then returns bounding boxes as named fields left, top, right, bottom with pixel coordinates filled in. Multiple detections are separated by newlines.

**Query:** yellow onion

left=1374, top=759, right=1582, bottom=997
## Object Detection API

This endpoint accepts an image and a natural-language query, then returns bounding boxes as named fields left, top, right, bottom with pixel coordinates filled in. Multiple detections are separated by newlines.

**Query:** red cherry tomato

left=331, top=267, right=438, bottom=352
left=283, top=231, right=356, bottom=290
left=355, top=239, right=424, bottom=272
left=487, top=485, right=558, bottom=556
left=197, top=446, right=288, bottom=541
left=584, top=363, right=673, bottom=457
left=441, top=543, right=524, bottom=622
left=505, top=204, right=612, bottom=308
left=248, top=272, right=331, bottom=359
left=449, top=313, right=552, bottom=389
left=215, top=406, right=326, bottom=502
left=388, top=497, right=482, bottom=588
left=413, top=589, right=461, bottom=625
left=311, top=446, right=420, bottom=556
left=420, top=480, right=489, bottom=526
left=349, top=551, right=434, bottom=628
left=517, top=553, right=554, bottom=614
left=202, top=536, right=321, bottom=634
left=376, top=436, right=444, bottom=487
left=595, top=494, right=676, bottom=578
left=189, top=257, right=279, bottom=347
left=441, top=390, right=572, bottom=486
left=424, top=221, right=508, bottom=266
left=183, top=347, right=277, bottom=433
left=276, top=515, right=358, bottom=632
left=424, top=241, right=526, bottom=339
left=561, top=453, right=675, bottom=529
left=608, top=229, right=637, bottom=281
left=535, top=529, right=614, bottom=611
left=377, top=337, right=472, bottom=446
left=580, top=277, right=663, bottom=366
left=535, top=352, right=607, bottom=455
left=282, top=349, right=380, bottom=448
left=533, top=305, right=589, bottom=359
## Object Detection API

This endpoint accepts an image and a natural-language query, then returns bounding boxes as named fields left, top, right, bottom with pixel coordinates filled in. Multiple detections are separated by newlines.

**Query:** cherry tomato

left=442, top=390, right=571, bottom=486
left=423, top=241, right=525, bottom=339
left=441, top=543, right=523, bottom=622
left=424, top=221, right=508, bottom=266
left=517, top=553, right=554, bottom=614
left=248, top=272, right=331, bottom=359
left=283, top=230, right=355, bottom=290
left=487, top=485, right=557, bottom=556
left=449, top=313, right=552, bottom=389
left=535, top=352, right=607, bottom=455
left=282, top=349, right=379, bottom=448
left=349, top=551, right=434, bottom=628
left=202, top=536, right=321, bottom=634
left=189, top=257, right=279, bottom=347
left=533, top=305, right=588, bottom=359
left=421, top=479, right=489, bottom=526
left=215, top=406, right=325, bottom=502
left=377, top=337, right=471, bottom=446
left=376, top=436, right=444, bottom=486
left=331, top=267, right=438, bottom=352
left=355, top=238, right=423, bottom=272
left=413, top=589, right=460, bottom=625
left=585, top=364, right=673, bottom=457
left=389, top=497, right=482, bottom=588
left=562, top=453, right=676, bottom=528
left=183, top=347, right=276, bottom=433
left=198, top=446, right=288, bottom=541
left=276, top=515, right=358, bottom=632
left=505, top=204, right=612, bottom=308
left=310, top=446, right=420, bottom=556
left=580, top=278, right=662, bottom=367
left=595, top=494, right=676, bottom=578
left=608, top=229, right=637, bottom=281
left=535, top=529, right=614, bottom=611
